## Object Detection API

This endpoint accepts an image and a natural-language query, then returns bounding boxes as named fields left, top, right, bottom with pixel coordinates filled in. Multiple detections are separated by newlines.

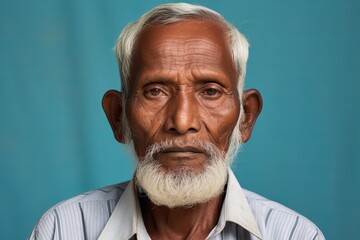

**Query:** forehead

left=131, top=19, right=236, bottom=81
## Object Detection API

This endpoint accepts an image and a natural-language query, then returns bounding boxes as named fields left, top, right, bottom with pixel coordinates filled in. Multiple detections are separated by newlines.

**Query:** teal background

left=0, top=0, right=359, bottom=239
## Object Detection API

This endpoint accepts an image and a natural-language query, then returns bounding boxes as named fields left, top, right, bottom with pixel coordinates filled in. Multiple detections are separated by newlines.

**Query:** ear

left=102, top=90, right=125, bottom=143
left=240, top=89, right=263, bottom=143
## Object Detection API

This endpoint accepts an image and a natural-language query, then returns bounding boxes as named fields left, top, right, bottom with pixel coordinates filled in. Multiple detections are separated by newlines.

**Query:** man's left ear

left=240, top=89, right=263, bottom=143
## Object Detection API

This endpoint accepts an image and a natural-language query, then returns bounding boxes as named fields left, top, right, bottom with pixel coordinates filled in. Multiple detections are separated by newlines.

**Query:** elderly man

left=29, top=3, right=325, bottom=240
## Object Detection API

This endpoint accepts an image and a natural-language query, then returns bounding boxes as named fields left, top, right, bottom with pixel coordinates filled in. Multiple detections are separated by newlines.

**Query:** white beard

left=135, top=128, right=241, bottom=208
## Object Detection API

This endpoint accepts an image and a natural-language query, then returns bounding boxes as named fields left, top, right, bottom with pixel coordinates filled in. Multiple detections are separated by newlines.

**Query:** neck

left=140, top=194, right=225, bottom=240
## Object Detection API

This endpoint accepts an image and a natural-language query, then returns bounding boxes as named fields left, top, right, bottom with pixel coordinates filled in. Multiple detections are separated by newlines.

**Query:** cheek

left=200, top=97, right=240, bottom=149
left=126, top=98, right=166, bottom=156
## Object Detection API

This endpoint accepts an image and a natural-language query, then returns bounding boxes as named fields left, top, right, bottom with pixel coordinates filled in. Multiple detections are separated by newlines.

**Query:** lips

left=161, top=146, right=204, bottom=154
left=156, top=146, right=208, bottom=161
left=150, top=142, right=211, bottom=165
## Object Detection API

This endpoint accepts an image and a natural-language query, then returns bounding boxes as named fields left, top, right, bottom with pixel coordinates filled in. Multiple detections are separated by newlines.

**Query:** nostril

left=188, top=127, right=197, bottom=132
left=168, top=127, right=197, bottom=133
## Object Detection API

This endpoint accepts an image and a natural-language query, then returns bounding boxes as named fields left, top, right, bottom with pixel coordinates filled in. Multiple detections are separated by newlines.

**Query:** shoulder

left=243, top=189, right=325, bottom=240
left=28, top=181, right=130, bottom=240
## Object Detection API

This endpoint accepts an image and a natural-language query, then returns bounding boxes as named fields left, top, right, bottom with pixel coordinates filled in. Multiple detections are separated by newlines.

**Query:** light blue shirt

left=29, top=169, right=325, bottom=240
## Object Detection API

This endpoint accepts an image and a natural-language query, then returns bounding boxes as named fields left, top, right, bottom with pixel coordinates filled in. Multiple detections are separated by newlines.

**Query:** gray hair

left=114, top=3, right=249, bottom=143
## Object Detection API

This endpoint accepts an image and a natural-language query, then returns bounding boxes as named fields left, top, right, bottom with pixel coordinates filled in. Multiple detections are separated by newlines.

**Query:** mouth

left=156, top=146, right=208, bottom=162
left=161, top=146, right=204, bottom=154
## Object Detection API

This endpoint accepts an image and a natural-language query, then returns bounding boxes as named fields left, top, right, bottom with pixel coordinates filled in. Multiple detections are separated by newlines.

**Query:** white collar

left=218, top=169, right=262, bottom=239
left=98, top=179, right=149, bottom=240
left=98, top=169, right=262, bottom=240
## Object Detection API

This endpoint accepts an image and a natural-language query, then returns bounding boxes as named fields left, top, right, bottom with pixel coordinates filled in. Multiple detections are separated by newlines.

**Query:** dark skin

left=102, top=19, right=262, bottom=239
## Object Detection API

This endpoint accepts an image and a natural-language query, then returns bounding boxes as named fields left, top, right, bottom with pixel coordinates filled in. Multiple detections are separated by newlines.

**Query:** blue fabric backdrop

left=0, top=0, right=359, bottom=239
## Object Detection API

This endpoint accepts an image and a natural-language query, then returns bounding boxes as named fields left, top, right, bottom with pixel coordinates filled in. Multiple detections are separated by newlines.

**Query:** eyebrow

left=134, top=67, right=233, bottom=88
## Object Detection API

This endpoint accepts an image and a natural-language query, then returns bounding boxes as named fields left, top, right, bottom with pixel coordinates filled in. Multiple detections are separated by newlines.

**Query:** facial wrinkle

left=151, top=39, right=223, bottom=71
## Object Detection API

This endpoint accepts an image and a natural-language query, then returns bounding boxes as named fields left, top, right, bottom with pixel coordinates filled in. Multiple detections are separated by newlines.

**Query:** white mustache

left=143, top=139, right=225, bottom=160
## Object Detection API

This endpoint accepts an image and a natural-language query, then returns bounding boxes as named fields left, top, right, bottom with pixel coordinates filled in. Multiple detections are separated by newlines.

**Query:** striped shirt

left=29, top=169, right=325, bottom=240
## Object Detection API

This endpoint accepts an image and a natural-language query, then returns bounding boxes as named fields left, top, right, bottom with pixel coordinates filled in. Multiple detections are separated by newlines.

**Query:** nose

left=164, top=93, right=201, bottom=135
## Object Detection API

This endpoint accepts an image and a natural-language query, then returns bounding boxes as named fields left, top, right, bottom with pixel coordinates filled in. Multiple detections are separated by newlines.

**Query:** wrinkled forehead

left=143, top=40, right=227, bottom=73
left=131, top=19, right=235, bottom=78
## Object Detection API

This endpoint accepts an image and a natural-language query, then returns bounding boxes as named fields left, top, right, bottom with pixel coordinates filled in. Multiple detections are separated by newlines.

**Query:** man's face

left=126, top=20, right=240, bottom=172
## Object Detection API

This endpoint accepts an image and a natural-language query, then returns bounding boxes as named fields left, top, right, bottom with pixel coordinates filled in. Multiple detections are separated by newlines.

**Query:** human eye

left=201, top=86, right=223, bottom=100
left=204, top=88, right=220, bottom=96
left=143, top=85, right=168, bottom=99
left=148, top=88, right=162, bottom=96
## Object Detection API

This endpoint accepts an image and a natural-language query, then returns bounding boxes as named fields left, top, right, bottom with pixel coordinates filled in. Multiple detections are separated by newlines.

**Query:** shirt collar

left=98, top=169, right=262, bottom=240
left=218, top=169, right=262, bottom=239
left=98, top=180, right=149, bottom=240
